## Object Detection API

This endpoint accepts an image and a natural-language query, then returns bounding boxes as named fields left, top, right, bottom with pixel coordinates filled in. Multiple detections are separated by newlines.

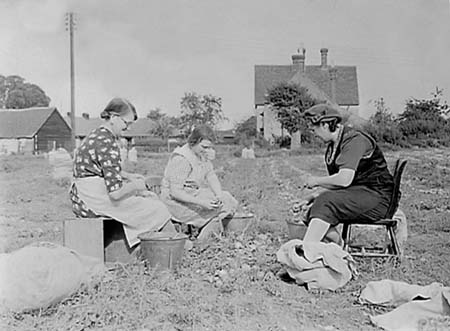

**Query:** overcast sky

left=1, top=0, right=449, bottom=128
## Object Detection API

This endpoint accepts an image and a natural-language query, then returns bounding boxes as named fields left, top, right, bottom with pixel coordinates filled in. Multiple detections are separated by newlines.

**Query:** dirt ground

left=0, top=147, right=449, bottom=330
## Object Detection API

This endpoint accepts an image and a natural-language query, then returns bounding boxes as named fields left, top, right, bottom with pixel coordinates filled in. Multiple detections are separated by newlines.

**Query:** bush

left=273, top=135, right=291, bottom=148
left=398, top=89, right=450, bottom=146
left=253, top=136, right=274, bottom=150
left=363, top=121, right=405, bottom=146
left=234, top=116, right=257, bottom=144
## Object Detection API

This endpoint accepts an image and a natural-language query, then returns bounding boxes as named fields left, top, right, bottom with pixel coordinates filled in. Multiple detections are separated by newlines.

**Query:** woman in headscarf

left=160, top=125, right=238, bottom=240
left=70, top=97, right=173, bottom=248
left=293, top=104, right=394, bottom=245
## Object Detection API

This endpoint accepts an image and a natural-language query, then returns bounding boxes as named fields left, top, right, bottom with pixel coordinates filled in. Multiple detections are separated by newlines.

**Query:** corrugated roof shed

left=0, top=107, right=59, bottom=138
left=64, top=116, right=158, bottom=137
left=67, top=117, right=103, bottom=137
left=123, top=118, right=158, bottom=138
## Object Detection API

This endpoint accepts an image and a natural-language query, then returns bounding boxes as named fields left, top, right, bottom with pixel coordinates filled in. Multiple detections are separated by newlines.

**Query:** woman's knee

left=221, top=191, right=238, bottom=210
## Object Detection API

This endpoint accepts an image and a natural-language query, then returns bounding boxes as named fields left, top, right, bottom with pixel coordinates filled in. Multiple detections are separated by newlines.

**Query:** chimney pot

left=292, top=49, right=306, bottom=72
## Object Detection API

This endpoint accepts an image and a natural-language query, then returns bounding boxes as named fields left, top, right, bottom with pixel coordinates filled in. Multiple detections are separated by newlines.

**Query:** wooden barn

left=0, top=107, right=72, bottom=154
left=65, top=114, right=159, bottom=148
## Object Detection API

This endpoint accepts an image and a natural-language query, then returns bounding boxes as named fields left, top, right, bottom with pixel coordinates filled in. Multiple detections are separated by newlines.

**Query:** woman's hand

left=292, top=199, right=313, bottom=214
left=136, top=190, right=158, bottom=198
left=198, top=198, right=222, bottom=210
left=304, top=176, right=319, bottom=189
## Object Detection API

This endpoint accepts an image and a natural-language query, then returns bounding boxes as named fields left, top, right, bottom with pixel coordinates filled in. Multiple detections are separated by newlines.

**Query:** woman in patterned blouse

left=160, top=125, right=238, bottom=240
left=70, top=98, right=173, bottom=248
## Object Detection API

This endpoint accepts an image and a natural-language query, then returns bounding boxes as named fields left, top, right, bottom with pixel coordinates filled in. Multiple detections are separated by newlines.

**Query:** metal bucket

left=224, top=212, right=255, bottom=234
left=285, top=219, right=307, bottom=240
left=137, top=232, right=188, bottom=271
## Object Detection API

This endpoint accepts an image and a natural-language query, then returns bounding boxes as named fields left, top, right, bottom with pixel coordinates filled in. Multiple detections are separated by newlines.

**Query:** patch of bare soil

left=1, top=148, right=449, bottom=330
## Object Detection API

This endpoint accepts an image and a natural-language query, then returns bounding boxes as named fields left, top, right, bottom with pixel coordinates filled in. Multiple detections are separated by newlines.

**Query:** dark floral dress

left=70, top=126, right=123, bottom=218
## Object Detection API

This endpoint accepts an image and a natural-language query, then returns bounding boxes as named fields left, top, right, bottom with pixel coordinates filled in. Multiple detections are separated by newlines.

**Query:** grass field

left=0, top=147, right=449, bottom=330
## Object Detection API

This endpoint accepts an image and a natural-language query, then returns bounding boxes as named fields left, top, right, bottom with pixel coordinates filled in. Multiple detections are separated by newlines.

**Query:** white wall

left=0, top=138, right=34, bottom=155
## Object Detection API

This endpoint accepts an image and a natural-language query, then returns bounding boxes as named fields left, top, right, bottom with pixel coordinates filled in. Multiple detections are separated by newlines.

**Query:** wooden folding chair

left=341, top=159, right=407, bottom=258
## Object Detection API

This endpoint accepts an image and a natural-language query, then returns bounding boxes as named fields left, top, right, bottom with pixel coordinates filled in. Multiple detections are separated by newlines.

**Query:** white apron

left=73, top=177, right=171, bottom=247
left=160, top=144, right=238, bottom=228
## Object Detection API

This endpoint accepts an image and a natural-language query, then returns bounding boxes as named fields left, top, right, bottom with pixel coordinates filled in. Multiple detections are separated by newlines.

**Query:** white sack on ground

left=359, top=279, right=444, bottom=307
left=391, top=209, right=407, bottom=256
left=359, top=280, right=450, bottom=331
left=0, top=242, right=105, bottom=313
left=276, top=239, right=356, bottom=291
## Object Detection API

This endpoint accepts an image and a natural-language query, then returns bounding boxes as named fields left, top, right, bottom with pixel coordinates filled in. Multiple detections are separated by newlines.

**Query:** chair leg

left=387, top=225, right=400, bottom=256
left=342, top=224, right=350, bottom=251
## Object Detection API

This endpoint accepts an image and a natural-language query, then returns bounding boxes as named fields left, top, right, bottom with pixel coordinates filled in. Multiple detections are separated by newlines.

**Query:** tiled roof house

left=254, top=48, right=360, bottom=142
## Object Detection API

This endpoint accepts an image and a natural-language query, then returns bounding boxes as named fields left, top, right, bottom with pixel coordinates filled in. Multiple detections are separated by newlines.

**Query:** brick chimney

left=320, top=48, right=328, bottom=68
left=82, top=112, right=90, bottom=120
left=329, top=66, right=338, bottom=103
left=292, top=48, right=306, bottom=72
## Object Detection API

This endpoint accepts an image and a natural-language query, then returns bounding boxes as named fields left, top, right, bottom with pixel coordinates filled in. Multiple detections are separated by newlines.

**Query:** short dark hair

left=100, top=98, right=137, bottom=121
left=324, top=118, right=340, bottom=132
left=187, top=125, right=216, bottom=146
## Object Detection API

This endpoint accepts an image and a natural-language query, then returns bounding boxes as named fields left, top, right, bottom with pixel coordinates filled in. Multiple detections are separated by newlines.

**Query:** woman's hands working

left=292, top=198, right=314, bottom=214
left=197, top=197, right=223, bottom=210
left=302, top=169, right=355, bottom=190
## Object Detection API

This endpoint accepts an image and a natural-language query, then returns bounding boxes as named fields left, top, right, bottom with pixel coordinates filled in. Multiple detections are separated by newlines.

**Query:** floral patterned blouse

left=70, top=126, right=123, bottom=217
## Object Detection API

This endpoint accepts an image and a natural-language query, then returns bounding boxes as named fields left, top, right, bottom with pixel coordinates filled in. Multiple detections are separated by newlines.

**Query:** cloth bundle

left=0, top=242, right=105, bottom=312
left=359, top=279, right=450, bottom=331
left=276, top=240, right=356, bottom=290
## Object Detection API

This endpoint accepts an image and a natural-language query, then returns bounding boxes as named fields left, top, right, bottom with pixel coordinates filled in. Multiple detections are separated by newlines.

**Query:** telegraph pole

left=65, top=12, right=76, bottom=150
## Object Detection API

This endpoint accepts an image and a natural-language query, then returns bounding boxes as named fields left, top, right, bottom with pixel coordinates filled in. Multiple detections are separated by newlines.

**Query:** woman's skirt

left=161, top=188, right=238, bottom=228
left=307, top=186, right=391, bottom=226
left=73, top=177, right=171, bottom=247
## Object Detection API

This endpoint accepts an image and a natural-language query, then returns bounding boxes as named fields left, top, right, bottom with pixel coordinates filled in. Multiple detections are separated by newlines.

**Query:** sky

left=1, top=0, right=449, bottom=128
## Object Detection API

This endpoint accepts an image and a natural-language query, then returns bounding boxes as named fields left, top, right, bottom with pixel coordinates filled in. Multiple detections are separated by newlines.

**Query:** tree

left=265, top=82, right=320, bottom=145
left=364, top=97, right=404, bottom=145
left=179, top=92, right=226, bottom=134
left=0, top=75, right=51, bottom=109
left=234, top=115, right=257, bottom=144
left=398, top=88, right=450, bottom=144
left=146, top=107, right=166, bottom=122
left=146, top=108, right=179, bottom=149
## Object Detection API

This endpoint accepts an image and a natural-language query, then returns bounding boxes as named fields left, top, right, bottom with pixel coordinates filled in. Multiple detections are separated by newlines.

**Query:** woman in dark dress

left=293, top=104, right=394, bottom=245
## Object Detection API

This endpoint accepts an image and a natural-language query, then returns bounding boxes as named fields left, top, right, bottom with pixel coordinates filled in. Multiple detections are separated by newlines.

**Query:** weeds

left=1, top=149, right=450, bottom=330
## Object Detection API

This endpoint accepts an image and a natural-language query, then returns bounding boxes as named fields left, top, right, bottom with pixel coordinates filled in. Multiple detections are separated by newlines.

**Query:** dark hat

left=304, top=104, right=342, bottom=124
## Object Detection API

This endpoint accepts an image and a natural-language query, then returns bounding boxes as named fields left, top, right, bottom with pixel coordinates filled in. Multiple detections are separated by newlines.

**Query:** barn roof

left=64, top=116, right=158, bottom=138
left=65, top=117, right=103, bottom=137
left=0, top=107, right=62, bottom=138
left=123, top=118, right=158, bottom=138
